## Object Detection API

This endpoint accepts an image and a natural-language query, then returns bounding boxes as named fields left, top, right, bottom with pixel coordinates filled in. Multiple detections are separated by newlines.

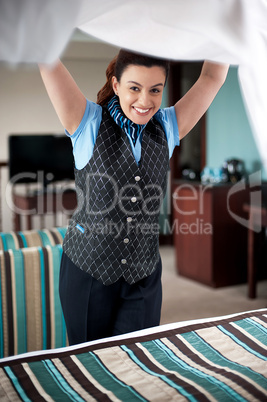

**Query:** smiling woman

left=39, top=48, right=228, bottom=347
left=112, top=65, right=165, bottom=125
left=97, top=49, right=170, bottom=120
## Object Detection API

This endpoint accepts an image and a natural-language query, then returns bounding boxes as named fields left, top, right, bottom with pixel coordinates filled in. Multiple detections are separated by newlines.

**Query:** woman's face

left=112, top=64, right=166, bottom=125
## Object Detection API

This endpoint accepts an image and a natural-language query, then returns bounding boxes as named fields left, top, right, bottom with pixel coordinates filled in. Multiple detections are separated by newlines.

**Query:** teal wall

left=206, top=66, right=266, bottom=180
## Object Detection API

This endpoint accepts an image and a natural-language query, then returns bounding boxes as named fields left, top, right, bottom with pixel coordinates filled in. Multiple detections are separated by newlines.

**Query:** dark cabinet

left=172, top=181, right=250, bottom=287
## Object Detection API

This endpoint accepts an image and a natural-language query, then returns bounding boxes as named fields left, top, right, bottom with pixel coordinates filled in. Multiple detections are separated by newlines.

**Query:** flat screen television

left=8, top=134, right=75, bottom=187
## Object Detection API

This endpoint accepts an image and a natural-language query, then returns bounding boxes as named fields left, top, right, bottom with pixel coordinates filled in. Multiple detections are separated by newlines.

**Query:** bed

left=0, top=308, right=266, bottom=401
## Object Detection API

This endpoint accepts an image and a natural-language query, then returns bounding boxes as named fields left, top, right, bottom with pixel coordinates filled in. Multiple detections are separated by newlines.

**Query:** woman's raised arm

left=175, top=61, right=229, bottom=140
left=39, top=60, right=87, bottom=135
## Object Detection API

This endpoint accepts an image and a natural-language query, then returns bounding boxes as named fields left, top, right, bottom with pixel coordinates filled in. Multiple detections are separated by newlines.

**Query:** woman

left=40, top=49, right=228, bottom=345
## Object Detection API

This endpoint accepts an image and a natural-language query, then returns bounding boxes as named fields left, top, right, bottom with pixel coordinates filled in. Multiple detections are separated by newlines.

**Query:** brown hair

left=97, top=49, right=170, bottom=106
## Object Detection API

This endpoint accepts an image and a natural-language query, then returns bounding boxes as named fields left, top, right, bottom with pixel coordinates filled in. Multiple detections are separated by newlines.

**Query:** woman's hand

left=39, top=60, right=87, bottom=135
left=175, top=61, right=229, bottom=139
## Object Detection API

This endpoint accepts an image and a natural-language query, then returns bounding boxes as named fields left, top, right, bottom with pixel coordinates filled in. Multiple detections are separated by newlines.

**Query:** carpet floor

left=160, top=246, right=267, bottom=325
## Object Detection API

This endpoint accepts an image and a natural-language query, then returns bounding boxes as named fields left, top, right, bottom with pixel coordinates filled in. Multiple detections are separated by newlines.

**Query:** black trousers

left=59, top=252, right=162, bottom=346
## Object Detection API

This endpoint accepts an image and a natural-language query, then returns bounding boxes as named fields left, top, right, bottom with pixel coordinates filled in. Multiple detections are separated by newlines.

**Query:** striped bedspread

left=0, top=309, right=266, bottom=401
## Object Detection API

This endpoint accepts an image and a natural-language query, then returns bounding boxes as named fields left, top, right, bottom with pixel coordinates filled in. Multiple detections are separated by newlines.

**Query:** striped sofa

left=0, top=227, right=67, bottom=252
left=0, top=227, right=68, bottom=358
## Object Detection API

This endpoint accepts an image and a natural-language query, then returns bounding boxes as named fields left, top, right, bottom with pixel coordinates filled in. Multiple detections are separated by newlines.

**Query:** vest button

left=121, top=259, right=127, bottom=264
left=123, top=238, right=129, bottom=244
left=131, top=196, right=137, bottom=203
left=134, top=175, right=141, bottom=182
left=127, top=217, right=133, bottom=222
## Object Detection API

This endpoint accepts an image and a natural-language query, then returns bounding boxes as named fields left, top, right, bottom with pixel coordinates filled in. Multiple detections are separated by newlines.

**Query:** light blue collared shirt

left=66, top=100, right=179, bottom=170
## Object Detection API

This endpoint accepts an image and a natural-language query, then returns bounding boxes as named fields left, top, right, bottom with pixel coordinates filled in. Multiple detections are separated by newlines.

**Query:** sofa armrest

left=0, top=245, right=68, bottom=358
left=0, top=227, right=67, bottom=251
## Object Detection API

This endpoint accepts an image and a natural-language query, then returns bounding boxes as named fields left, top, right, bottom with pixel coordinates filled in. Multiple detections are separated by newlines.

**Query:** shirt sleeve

left=154, top=106, right=179, bottom=159
left=65, top=99, right=102, bottom=170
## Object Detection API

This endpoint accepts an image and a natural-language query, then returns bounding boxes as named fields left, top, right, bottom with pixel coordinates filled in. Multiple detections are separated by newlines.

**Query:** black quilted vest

left=63, top=108, right=169, bottom=285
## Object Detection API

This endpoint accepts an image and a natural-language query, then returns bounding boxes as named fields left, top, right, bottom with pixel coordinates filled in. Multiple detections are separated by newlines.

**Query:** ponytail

left=97, top=55, right=117, bottom=106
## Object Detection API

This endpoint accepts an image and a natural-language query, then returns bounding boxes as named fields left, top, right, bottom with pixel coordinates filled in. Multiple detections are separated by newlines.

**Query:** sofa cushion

left=0, top=244, right=68, bottom=357
left=0, top=227, right=67, bottom=251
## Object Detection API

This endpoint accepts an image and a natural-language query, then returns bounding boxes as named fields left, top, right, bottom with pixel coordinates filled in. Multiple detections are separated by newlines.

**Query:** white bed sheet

left=1, top=1, right=267, bottom=173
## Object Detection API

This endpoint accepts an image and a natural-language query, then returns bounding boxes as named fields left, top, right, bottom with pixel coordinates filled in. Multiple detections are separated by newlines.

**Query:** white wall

left=0, top=39, right=118, bottom=231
